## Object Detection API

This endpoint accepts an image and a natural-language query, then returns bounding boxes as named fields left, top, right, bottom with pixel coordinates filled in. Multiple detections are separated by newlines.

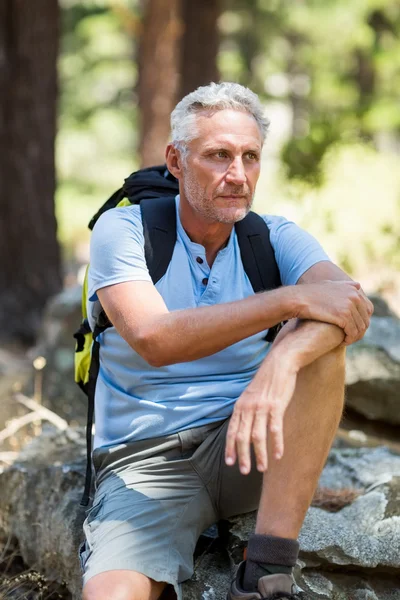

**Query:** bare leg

left=255, top=346, right=346, bottom=538
left=82, top=570, right=168, bottom=600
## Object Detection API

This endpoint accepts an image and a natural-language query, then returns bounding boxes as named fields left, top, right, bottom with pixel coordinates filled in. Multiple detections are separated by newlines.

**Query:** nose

left=225, top=157, right=246, bottom=186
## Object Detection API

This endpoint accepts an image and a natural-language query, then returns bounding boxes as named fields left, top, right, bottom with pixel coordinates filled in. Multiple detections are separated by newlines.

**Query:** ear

left=165, top=144, right=184, bottom=180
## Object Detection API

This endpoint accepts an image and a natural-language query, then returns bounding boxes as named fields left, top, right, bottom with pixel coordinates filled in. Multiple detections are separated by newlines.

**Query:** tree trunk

left=179, top=0, right=221, bottom=100
left=138, top=0, right=182, bottom=167
left=0, top=1, right=61, bottom=346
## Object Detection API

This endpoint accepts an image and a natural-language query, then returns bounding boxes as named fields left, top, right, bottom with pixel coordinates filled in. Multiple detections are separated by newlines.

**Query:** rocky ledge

left=0, top=428, right=399, bottom=599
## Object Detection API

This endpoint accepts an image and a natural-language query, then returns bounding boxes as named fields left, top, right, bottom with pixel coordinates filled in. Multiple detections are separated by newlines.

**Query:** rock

left=227, top=447, right=400, bottom=600
left=368, top=294, right=398, bottom=319
left=298, top=569, right=400, bottom=600
left=1, top=436, right=400, bottom=600
left=0, top=348, right=33, bottom=452
left=345, top=316, right=400, bottom=424
left=32, top=285, right=87, bottom=426
left=0, top=426, right=87, bottom=600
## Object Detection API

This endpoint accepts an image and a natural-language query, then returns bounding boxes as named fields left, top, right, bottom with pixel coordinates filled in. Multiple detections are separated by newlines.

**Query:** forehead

left=191, top=108, right=263, bottom=149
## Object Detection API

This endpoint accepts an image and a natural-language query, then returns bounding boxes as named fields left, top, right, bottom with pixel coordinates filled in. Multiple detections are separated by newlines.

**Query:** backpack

left=74, top=164, right=282, bottom=506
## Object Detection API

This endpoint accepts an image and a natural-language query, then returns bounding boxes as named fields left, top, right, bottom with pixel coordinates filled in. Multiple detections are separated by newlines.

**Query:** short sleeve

left=262, top=215, right=331, bottom=286
left=88, top=205, right=151, bottom=302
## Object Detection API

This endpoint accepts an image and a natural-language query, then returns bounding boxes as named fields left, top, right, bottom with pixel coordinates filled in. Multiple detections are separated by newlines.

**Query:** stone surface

left=298, top=569, right=400, bottom=600
left=345, top=316, right=400, bottom=424
left=0, top=427, right=86, bottom=600
left=368, top=294, right=398, bottom=319
left=0, top=348, right=34, bottom=452
left=32, top=285, right=87, bottom=425
left=1, top=434, right=399, bottom=600
left=227, top=447, right=400, bottom=600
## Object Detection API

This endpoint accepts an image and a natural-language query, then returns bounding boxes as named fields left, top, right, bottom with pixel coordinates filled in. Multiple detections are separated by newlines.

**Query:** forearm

left=100, top=274, right=369, bottom=367
left=256, top=319, right=345, bottom=382
left=135, top=287, right=296, bottom=366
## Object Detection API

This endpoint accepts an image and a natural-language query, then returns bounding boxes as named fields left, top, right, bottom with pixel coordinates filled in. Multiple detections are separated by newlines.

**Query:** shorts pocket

left=83, top=492, right=107, bottom=543
left=85, top=492, right=106, bottom=522
left=78, top=540, right=91, bottom=572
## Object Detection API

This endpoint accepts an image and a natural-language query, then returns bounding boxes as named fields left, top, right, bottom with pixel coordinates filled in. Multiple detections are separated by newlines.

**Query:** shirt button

left=202, top=277, right=209, bottom=285
left=196, top=256, right=204, bottom=264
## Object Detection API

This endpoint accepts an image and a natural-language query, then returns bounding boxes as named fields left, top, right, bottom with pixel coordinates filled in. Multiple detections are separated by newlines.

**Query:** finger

left=236, top=412, right=254, bottom=475
left=343, top=313, right=358, bottom=345
left=350, top=303, right=367, bottom=341
left=338, top=280, right=361, bottom=289
left=225, top=411, right=240, bottom=466
left=251, top=411, right=268, bottom=472
left=269, top=409, right=284, bottom=460
left=359, top=289, right=374, bottom=317
left=355, top=291, right=371, bottom=330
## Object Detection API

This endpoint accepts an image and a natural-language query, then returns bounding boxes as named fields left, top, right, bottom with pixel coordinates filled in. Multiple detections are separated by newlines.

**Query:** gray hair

left=170, top=82, right=269, bottom=156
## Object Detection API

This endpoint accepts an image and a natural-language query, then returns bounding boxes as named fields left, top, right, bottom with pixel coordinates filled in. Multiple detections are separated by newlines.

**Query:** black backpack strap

left=235, top=212, right=283, bottom=343
left=80, top=311, right=111, bottom=507
left=140, top=196, right=177, bottom=284
left=88, top=165, right=179, bottom=232
left=88, top=187, right=125, bottom=231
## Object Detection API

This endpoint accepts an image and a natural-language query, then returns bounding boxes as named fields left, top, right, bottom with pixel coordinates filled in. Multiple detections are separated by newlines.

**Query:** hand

left=295, top=280, right=374, bottom=344
left=225, top=352, right=298, bottom=474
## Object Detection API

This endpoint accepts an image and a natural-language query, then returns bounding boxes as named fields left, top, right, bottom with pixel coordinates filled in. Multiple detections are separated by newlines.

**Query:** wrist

left=270, top=341, right=303, bottom=373
left=275, top=286, right=300, bottom=321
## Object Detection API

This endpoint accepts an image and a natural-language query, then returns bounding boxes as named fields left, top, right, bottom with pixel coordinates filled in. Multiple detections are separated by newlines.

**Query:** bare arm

left=97, top=281, right=296, bottom=366
left=97, top=267, right=370, bottom=366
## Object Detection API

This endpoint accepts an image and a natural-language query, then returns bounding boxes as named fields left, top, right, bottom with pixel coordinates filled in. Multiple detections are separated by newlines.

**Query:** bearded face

left=182, top=165, right=254, bottom=224
left=177, top=109, right=262, bottom=225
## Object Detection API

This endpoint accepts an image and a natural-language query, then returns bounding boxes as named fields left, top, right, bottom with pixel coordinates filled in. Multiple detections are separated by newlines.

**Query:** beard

left=182, top=170, right=253, bottom=224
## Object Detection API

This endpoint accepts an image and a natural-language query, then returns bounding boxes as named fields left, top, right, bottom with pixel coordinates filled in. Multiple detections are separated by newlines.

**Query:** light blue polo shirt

left=88, top=197, right=330, bottom=450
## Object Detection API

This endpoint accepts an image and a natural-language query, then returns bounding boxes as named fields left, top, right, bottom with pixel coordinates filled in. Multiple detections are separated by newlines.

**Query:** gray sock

left=243, top=534, right=299, bottom=592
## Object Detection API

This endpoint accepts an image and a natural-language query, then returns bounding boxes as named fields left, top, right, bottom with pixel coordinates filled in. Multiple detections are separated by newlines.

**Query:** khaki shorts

left=80, top=419, right=262, bottom=599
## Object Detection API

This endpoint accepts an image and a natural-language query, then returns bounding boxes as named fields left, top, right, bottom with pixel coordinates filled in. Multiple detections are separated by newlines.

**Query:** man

left=80, top=82, right=373, bottom=600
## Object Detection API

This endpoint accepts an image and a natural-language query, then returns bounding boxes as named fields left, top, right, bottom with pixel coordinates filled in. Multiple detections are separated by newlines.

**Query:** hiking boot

left=227, top=562, right=306, bottom=600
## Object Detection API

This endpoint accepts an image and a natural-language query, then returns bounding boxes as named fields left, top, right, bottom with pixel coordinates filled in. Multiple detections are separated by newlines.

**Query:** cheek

left=248, top=165, right=261, bottom=186
left=197, top=170, right=222, bottom=196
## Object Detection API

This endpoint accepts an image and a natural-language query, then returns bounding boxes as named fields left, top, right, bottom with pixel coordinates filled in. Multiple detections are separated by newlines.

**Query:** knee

left=82, top=582, right=131, bottom=600
left=82, top=571, right=168, bottom=600
left=309, top=345, right=346, bottom=378
left=82, top=578, right=135, bottom=600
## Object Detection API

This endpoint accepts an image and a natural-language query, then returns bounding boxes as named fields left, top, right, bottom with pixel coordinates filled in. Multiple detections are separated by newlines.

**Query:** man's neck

left=179, top=199, right=233, bottom=268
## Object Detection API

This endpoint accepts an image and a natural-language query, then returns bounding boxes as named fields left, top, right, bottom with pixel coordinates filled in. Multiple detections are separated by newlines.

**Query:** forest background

left=1, top=0, right=400, bottom=348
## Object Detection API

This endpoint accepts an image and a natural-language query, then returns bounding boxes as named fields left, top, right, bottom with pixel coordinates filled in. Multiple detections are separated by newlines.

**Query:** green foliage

left=57, top=1, right=139, bottom=248
left=219, top=0, right=400, bottom=183
left=57, top=0, right=400, bottom=281
left=281, top=118, right=342, bottom=185
left=254, top=143, right=400, bottom=288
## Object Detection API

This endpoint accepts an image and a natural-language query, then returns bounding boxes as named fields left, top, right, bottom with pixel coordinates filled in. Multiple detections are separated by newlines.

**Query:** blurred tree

left=0, top=0, right=61, bottom=345
left=138, top=0, right=222, bottom=166
left=179, top=0, right=222, bottom=99
left=138, top=0, right=182, bottom=167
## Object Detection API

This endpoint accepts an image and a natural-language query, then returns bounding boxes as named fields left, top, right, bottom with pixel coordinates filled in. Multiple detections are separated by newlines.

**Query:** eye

left=215, top=150, right=228, bottom=159
left=245, top=152, right=259, bottom=161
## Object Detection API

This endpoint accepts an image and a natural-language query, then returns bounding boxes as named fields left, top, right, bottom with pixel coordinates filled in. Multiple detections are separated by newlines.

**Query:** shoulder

left=260, top=214, right=319, bottom=248
left=91, top=205, right=143, bottom=248
left=259, top=214, right=330, bottom=285
left=88, top=204, right=150, bottom=301
left=93, top=204, right=142, bottom=232
left=261, top=214, right=298, bottom=235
